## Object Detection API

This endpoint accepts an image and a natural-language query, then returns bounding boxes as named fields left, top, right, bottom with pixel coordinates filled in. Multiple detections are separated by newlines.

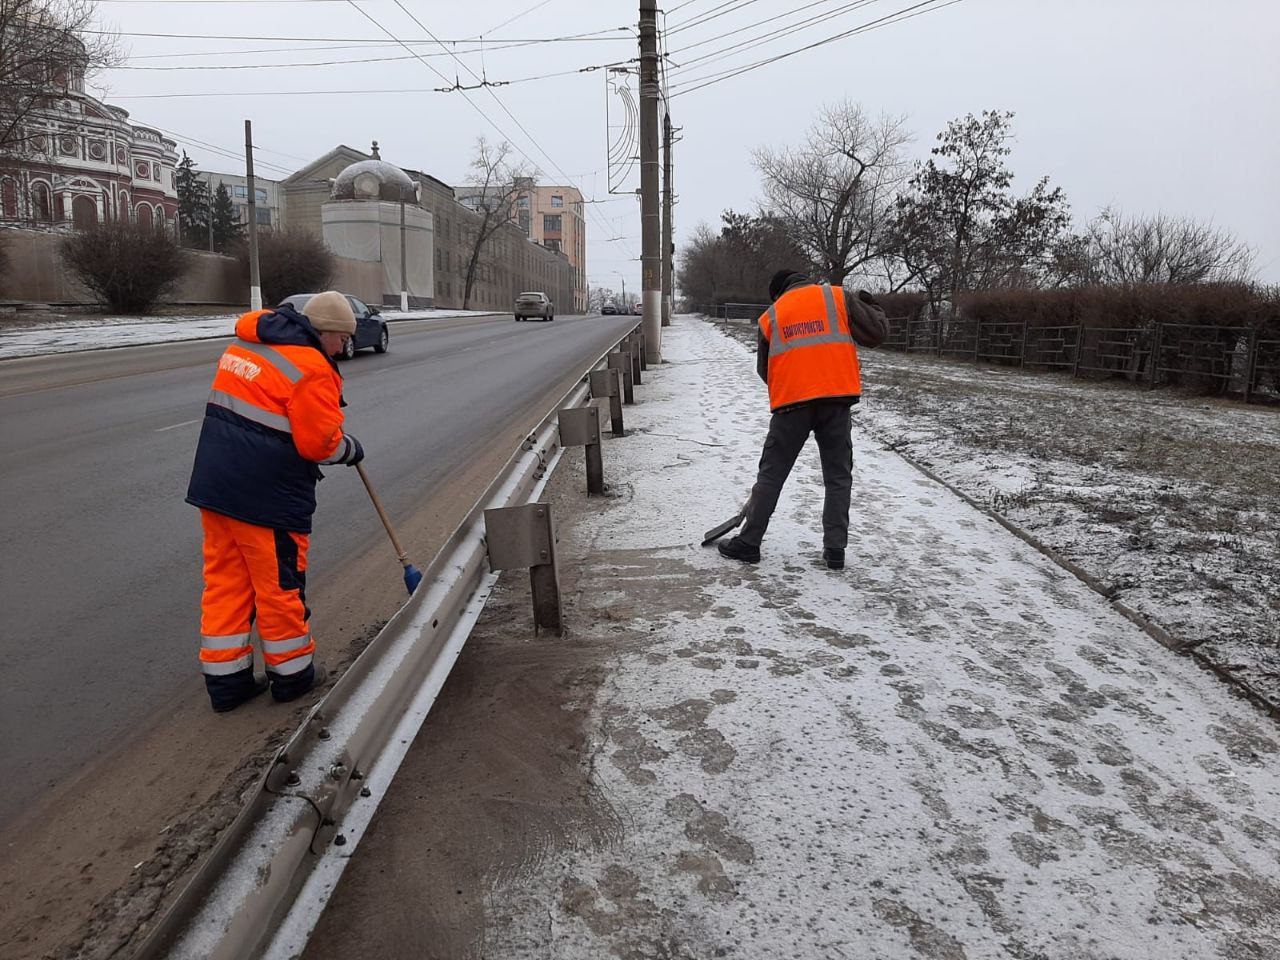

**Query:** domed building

left=321, top=147, right=433, bottom=309
left=0, top=31, right=178, bottom=229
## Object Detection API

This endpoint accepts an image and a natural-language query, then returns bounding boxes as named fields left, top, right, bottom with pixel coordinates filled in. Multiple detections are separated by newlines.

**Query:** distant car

left=601, top=303, right=618, bottom=315
left=280, top=293, right=389, bottom=360
left=515, top=291, right=554, bottom=322
left=632, top=303, right=643, bottom=315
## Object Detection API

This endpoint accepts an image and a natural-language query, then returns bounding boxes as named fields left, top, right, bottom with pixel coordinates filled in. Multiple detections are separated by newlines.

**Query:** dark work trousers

left=739, top=401, right=854, bottom=550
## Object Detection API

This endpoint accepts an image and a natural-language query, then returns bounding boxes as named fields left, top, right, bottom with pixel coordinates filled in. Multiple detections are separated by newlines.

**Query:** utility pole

left=399, top=197, right=408, bottom=312
left=207, top=182, right=214, bottom=252
left=639, top=0, right=661, bottom=361
left=244, top=119, right=262, bottom=311
left=661, top=111, right=673, bottom=327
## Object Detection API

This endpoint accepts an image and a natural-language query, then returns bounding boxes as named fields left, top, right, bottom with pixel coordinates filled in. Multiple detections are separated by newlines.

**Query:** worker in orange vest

left=186, top=291, right=364, bottom=712
left=719, top=269, right=888, bottom=569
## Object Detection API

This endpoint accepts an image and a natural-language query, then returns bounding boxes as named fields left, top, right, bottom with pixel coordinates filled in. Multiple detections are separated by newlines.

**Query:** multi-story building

left=194, top=170, right=282, bottom=230
left=459, top=182, right=587, bottom=312
left=0, top=34, right=177, bottom=229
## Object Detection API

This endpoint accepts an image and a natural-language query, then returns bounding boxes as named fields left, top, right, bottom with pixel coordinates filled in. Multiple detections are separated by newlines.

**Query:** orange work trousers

left=199, top=509, right=315, bottom=694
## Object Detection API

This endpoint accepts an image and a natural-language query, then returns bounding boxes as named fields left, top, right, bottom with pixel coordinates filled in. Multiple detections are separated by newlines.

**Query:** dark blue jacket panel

left=186, top=404, right=323, bottom=533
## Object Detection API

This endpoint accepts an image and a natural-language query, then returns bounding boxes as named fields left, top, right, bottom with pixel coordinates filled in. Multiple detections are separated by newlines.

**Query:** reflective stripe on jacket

left=759, top=283, right=862, bottom=412
left=186, top=306, right=347, bottom=533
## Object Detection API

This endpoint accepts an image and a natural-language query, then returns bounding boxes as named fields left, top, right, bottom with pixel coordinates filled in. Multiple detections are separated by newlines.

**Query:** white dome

left=331, top=159, right=416, bottom=201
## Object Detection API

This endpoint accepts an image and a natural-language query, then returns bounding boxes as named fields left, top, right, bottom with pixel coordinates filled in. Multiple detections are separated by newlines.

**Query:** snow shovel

left=356, top=463, right=424, bottom=595
left=702, top=495, right=751, bottom=546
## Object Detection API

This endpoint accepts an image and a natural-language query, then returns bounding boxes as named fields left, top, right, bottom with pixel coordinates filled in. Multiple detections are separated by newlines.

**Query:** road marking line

left=156, top=418, right=200, bottom=432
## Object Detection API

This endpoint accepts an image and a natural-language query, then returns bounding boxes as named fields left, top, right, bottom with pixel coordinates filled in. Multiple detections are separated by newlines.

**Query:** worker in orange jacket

left=719, top=269, right=888, bottom=569
left=186, top=291, right=363, bottom=712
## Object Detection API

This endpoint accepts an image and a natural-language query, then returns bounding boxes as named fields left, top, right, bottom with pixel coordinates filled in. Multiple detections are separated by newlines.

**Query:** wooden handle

left=356, top=462, right=408, bottom=564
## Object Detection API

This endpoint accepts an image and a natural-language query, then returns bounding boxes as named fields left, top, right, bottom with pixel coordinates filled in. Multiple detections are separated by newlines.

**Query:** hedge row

left=877, top=284, right=1280, bottom=334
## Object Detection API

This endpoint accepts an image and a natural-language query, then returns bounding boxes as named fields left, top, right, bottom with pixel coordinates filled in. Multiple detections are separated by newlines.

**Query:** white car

left=515, top=291, right=554, bottom=322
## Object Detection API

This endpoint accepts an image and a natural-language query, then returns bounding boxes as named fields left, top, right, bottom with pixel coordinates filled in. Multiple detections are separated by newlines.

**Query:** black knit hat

left=769, top=269, right=803, bottom=301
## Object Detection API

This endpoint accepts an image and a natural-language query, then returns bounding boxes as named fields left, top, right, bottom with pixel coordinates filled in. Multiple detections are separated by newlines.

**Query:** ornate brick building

left=0, top=37, right=178, bottom=229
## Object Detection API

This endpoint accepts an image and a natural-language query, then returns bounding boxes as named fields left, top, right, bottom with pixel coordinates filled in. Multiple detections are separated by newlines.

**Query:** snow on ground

left=476, top=316, right=1280, bottom=959
left=713, top=316, right=1280, bottom=708
left=0, top=307, right=501, bottom=360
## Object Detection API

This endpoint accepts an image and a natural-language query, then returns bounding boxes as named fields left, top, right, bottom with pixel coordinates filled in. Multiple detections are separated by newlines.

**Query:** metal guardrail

left=134, top=323, right=643, bottom=960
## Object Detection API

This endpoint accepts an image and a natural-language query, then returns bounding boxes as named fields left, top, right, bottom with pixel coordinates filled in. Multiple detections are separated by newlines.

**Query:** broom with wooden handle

left=356, top=463, right=424, bottom=595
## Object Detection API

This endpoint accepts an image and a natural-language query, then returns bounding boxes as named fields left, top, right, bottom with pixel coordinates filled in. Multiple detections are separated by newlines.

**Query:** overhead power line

left=481, top=0, right=558, bottom=35
left=340, top=0, right=640, bottom=263
left=667, top=0, right=769, bottom=36
left=670, top=0, right=883, bottom=68
left=84, top=26, right=631, bottom=43
left=671, top=0, right=966, bottom=97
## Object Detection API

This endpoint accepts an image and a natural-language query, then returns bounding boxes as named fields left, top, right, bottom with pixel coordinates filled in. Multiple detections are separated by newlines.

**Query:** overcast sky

left=93, top=0, right=1280, bottom=292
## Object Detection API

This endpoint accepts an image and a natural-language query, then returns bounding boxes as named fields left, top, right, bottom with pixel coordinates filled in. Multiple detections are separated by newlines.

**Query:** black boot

left=823, top=547, right=845, bottom=570
left=718, top=535, right=761, bottom=563
left=210, top=675, right=270, bottom=713
left=271, top=662, right=328, bottom=703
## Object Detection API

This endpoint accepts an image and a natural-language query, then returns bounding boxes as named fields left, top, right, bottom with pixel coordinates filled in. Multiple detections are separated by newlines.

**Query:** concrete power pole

left=639, top=0, right=661, bottom=362
left=661, top=111, right=673, bottom=327
left=244, top=120, right=263, bottom=310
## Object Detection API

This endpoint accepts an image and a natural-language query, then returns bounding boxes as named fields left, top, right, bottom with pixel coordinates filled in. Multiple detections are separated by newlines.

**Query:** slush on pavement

left=314, top=316, right=1280, bottom=959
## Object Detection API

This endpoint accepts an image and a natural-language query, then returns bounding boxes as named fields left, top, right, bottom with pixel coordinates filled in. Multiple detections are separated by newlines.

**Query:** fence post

left=1148, top=324, right=1164, bottom=389
left=934, top=319, right=942, bottom=357
left=1244, top=328, right=1259, bottom=404
left=974, top=320, right=982, bottom=364
left=1019, top=321, right=1028, bottom=367
left=1071, top=325, right=1083, bottom=379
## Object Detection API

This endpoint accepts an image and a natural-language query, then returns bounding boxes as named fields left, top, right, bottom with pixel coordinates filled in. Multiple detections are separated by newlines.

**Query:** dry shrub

left=241, top=229, right=334, bottom=307
left=875, top=291, right=928, bottom=322
left=58, top=221, right=190, bottom=314
left=959, top=284, right=1279, bottom=333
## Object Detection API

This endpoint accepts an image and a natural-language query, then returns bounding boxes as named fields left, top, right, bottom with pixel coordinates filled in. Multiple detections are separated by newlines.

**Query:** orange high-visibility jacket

left=758, top=283, right=862, bottom=412
left=186, top=306, right=349, bottom=533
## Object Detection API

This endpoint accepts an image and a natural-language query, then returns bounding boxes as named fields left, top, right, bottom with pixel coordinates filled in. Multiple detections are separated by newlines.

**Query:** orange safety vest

left=759, top=283, right=862, bottom=411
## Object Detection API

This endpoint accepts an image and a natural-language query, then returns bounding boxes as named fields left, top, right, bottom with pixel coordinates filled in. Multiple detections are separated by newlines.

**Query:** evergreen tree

left=174, top=151, right=209, bottom=246
left=210, top=183, right=244, bottom=254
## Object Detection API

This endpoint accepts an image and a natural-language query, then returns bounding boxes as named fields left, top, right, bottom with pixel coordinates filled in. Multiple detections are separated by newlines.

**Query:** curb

left=862, top=429, right=1280, bottom=722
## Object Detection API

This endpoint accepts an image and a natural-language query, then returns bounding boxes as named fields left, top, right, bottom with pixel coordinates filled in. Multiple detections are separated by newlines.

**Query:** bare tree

left=1, top=0, right=119, bottom=161
left=458, top=136, right=536, bottom=309
left=1081, top=207, right=1255, bottom=285
left=753, top=100, right=911, bottom=287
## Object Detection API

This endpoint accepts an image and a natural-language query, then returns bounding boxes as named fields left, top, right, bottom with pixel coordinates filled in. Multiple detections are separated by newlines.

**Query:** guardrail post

left=633, top=329, right=648, bottom=372
left=484, top=503, right=562, bottom=634
left=558, top=406, right=604, bottom=494
left=609, top=350, right=636, bottom=404
left=589, top=368, right=624, bottom=435
left=626, top=332, right=644, bottom=383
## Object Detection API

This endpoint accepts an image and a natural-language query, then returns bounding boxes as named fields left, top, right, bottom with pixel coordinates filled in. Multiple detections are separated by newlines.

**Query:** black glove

left=857, top=290, right=881, bottom=307
left=324, top=434, right=363, bottom=466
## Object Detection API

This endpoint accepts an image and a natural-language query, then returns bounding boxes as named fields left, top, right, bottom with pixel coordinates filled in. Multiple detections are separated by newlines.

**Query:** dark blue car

left=279, top=293, right=390, bottom=360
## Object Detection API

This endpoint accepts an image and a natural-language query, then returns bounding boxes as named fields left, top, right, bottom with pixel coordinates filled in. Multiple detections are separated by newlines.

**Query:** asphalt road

left=0, top=312, right=638, bottom=822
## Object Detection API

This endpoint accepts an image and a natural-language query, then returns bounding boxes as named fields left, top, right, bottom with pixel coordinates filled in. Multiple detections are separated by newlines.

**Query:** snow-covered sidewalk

left=480, top=316, right=1280, bottom=958
left=0, top=307, right=501, bottom=360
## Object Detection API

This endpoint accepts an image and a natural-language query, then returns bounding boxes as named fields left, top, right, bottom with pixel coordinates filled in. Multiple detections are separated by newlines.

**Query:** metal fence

left=882, top=317, right=1279, bottom=404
